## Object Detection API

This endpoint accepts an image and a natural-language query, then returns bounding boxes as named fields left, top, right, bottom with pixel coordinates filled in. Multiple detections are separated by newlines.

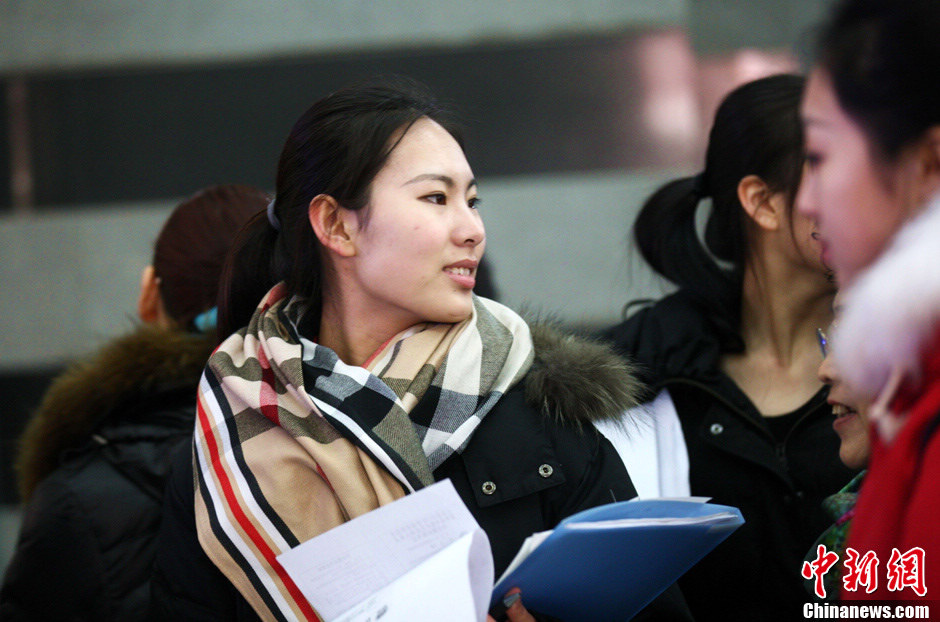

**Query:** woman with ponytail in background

left=0, top=185, right=265, bottom=621
left=598, top=74, right=855, bottom=621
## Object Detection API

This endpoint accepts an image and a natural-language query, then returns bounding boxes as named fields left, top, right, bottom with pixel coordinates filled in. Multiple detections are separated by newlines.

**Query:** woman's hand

left=486, top=588, right=536, bottom=622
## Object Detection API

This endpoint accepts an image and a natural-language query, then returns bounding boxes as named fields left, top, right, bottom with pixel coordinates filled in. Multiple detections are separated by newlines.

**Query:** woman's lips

left=832, top=403, right=859, bottom=430
left=444, top=266, right=475, bottom=289
left=819, top=240, right=831, bottom=268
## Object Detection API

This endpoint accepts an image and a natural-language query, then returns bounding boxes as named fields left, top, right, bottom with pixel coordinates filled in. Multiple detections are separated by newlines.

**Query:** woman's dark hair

left=153, top=184, right=268, bottom=330
left=816, top=0, right=940, bottom=162
left=217, top=76, right=463, bottom=340
left=632, top=74, right=806, bottom=350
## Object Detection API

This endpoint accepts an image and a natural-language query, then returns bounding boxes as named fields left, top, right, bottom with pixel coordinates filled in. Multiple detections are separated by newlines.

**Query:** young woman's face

left=817, top=301, right=871, bottom=470
left=818, top=345, right=871, bottom=470
left=349, top=117, right=484, bottom=327
left=799, top=69, right=924, bottom=286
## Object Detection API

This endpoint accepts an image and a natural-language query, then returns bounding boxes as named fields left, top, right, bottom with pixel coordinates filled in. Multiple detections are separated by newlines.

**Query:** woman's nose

left=818, top=352, right=837, bottom=385
left=455, top=205, right=485, bottom=247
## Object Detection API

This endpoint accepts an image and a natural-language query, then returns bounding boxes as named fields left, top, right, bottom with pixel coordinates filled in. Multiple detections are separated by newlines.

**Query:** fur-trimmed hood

left=16, top=326, right=214, bottom=501
left=14, top=321, right=640, bottom=500
left=525, top=323, right=642, bottom=426
left=835, top=191, right=940, bottom=400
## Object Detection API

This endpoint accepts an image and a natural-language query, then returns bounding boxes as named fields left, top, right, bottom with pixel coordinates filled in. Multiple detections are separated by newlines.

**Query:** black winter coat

left=150, top=325, right=692, bottom=622
left=603, top=291, right=857, bottom=622
left=0, top=327, right=214, bottom=622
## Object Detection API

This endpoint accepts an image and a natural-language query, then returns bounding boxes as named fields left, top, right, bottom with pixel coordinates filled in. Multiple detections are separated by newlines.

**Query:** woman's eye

left=805, top=152, right=823, bottom=169
left=468, top=197, right=481, bottom=210
left=424, top=193, right=446, bottom=205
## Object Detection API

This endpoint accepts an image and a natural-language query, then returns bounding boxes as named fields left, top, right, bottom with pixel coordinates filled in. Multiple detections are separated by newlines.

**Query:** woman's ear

left=913, top=126, right=940, bottom=204
left=137, top=265, right=162, bottom=324
left=738, top=174, right=781, bottom=231
left=308, top=194, right=357, bottom=257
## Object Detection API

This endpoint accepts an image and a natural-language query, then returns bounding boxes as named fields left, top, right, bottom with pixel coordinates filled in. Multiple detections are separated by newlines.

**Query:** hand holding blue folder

left=490, top=499, right=744, bottom=622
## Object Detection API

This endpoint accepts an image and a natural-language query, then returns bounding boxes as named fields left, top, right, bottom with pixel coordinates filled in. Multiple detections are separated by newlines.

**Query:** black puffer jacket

left=150, top=325, right=692, bottom=621
left=0, top=327, right=214, bottom=622
left=603, top=291, right=857, bottom=622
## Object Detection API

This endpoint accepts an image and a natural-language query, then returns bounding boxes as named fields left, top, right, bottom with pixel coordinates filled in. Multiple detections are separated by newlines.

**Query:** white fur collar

left=834, top=191, right=940, bottom=400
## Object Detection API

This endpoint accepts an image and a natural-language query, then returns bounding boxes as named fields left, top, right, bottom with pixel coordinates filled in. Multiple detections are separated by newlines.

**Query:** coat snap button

left=709, top=423, right=724, bottom=435
left=538, top=464, right=554, bottom=478
left=481, top=481, right=497, bottom=495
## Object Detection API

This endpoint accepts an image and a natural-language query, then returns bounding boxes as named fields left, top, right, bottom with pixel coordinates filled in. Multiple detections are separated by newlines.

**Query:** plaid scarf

left=194, top=283, right=533, bottom=621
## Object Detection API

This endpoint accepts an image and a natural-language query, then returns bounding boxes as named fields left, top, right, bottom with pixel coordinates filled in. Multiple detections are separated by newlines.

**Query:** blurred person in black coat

left=0, top=185, right=267, bottom=621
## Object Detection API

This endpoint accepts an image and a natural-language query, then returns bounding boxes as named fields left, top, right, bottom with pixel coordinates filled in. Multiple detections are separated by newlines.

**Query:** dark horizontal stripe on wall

left=3, top=29, right=681, bottom=209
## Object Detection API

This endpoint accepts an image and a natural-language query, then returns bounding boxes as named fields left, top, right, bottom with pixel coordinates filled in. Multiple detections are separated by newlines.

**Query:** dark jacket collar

left=602, top=290, right=726, bottom=399
left=16, top=326, right=214, bottom=500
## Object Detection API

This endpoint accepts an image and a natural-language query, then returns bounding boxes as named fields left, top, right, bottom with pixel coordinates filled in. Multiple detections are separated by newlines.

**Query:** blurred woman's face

left=348, top=117, right=485, bottom=328
left=787, top=192, right=830, bottom=277
left=793, top=165, right=832, bottom=275
left=799, top=69, right=925, bottom=286
left=817, top=300, right=870, bottom=470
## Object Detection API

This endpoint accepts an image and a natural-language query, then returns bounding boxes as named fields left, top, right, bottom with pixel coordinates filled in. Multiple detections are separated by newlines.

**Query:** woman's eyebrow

left=404, top=173, right=454, bottom=187
left=403, top=174, right=477, bottom=191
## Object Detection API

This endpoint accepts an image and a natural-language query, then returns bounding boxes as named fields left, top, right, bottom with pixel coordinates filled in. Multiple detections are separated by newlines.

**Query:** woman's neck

left=738, top=257, right=834, bottom=365
left=317, top=290, right=413, bottom=368
left=722, top=252, right=835, bottom=416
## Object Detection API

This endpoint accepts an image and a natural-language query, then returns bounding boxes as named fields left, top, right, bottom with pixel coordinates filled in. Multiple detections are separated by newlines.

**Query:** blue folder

left=490, top=499, right=744, bottom=622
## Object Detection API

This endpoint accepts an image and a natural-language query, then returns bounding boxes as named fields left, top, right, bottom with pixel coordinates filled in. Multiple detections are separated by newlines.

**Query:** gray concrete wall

left=0, top=202, right=172, bottom=371
left=0, top=170, right=680, bottom=372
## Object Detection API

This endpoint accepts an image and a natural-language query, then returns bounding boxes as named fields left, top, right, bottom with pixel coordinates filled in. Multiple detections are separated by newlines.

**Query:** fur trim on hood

left=15, top=322, right=640, bottom=499
left=525, top=323, right=642, bottom=427
left=835, top=191, right=940, bottom=400
left=16, top=326, right=214, bottom=501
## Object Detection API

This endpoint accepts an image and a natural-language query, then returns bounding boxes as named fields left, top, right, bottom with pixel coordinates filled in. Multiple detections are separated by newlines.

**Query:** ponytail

left=633, top=175, right=742, bottom=349
left=216, top=211, right=281, bottom=342
left=634, top=176, right=708, bottom=285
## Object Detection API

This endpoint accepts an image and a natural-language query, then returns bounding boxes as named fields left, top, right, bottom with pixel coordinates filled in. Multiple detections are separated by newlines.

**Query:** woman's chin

left=839, top=445, right=869, bottom=471
left=425, top=304, right=473, bottom=325
left=835, top=414, right=870, bottom=470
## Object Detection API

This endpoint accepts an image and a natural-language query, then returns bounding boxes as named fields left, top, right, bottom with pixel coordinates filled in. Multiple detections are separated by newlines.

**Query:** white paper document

left=277, top=479, right=493, bottom=622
